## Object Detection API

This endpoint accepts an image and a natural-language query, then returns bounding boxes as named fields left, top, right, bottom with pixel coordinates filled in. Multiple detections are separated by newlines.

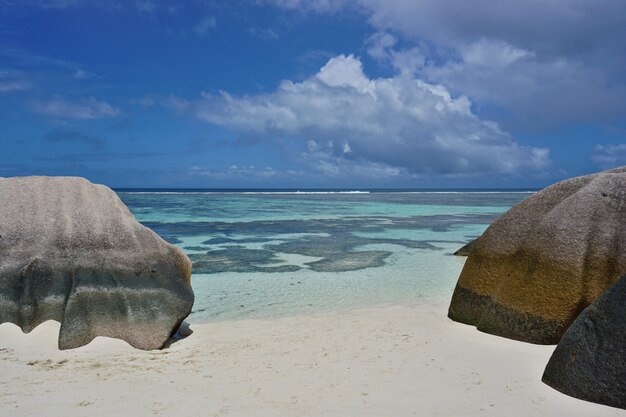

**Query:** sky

left=1, top=0, right=625, bottom=188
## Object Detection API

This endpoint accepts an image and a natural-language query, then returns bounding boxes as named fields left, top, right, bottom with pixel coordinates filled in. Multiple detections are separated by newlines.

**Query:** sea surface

left=117, top=190, right=533, bottom=323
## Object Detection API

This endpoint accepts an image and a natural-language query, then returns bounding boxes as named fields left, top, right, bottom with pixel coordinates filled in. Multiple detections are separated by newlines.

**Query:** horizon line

left=114, top=187, right=540, bottom=192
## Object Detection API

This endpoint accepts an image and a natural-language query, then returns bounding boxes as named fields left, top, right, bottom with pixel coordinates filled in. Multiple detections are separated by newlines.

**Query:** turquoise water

left=118, top=191, right=531, bottom=323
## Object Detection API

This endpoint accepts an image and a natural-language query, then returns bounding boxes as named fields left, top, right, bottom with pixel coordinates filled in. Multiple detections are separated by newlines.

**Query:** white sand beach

left=1, top=303, right=623, bottom=417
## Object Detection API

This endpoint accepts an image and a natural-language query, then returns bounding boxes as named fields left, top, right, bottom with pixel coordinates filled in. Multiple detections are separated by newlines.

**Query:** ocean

left=117, top=190, right=533, bottom=323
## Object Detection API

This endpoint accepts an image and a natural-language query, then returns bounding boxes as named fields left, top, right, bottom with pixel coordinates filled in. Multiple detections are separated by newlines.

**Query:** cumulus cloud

left=173, top=54, right=549, bottom=178
left=364, top=34, right=626, bottom=129
left=366, top=32, right=425, bottom=75
left=321, top=0, right=626, bottom=60
left=267, top=0, right=626, bottom=130
left=300, top=139, right=403, bottom=179
left=31, top=96, right=121, bottom=119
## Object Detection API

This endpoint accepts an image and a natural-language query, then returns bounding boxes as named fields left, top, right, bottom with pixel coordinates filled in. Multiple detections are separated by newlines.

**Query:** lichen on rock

left=448, top=166, right=626, bottom=344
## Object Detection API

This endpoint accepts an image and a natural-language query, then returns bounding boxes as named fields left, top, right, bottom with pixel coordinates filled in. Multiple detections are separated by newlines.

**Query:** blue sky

left=1, top=0, right=625, bottom=188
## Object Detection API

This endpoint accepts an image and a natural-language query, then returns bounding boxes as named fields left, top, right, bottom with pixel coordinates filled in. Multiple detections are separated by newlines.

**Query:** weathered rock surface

left=453, top=239, right=477, bottom=256
left=542, top=274, right=626, bottom=409
left=448, top=166, right=626, bottom=344
left=0, top=176, right=194, bottom=350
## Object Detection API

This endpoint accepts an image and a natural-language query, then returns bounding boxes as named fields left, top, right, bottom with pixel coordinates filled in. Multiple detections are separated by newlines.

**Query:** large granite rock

left=542, top=274, right=626, bottom=409
left=453, top=239, right=477, bottom=256
left=0, top=176, right=194, bottom=350
left=448, top=167, right=626, bottom=344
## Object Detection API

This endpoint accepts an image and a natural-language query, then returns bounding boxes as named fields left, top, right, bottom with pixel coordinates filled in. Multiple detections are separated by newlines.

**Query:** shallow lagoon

left=118, top=191, right=531, bottom=322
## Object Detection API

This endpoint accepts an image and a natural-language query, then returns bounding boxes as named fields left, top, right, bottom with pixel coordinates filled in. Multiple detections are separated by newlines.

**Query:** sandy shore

left=1, top=303, right=623, bottom=417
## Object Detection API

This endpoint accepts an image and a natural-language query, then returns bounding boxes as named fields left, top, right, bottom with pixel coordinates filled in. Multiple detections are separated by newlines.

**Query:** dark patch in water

left=305, top=251, right=390, bottom=272
left=265, top=234, right=437, bottom=257
left=189, top=248, right=301, bottom=274
left=139, top=213, right=501, bottom=274
left=187, top=233, right=437, bottom=273
left=143, top=213, right=497, bottom=242
left=202, top=237, right=276, bottom=245
left=184, top=246, right=211, bottom=251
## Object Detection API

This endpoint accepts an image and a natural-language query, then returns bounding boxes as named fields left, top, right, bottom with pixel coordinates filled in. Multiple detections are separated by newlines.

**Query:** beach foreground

left=1, top=304, right=622, bottom=417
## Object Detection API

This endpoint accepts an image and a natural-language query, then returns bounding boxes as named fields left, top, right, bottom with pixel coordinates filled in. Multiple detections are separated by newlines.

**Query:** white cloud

left=591, top=144, right=626, bottom=169
left=72, top=69, right=93, bottom=79
left=0, top=80, right=31, bottom=93
left=266, top=0, right=626, bottom=130
left=300, top=139, right=403, bottom=179
left=259, top=0, right=352, bottom=14
left=193, top=16, right=217, bottom=36
left=0, top=70, right=32, bottom=93
left=366, top=32, right=425, bottom=75
left=187, top=164, right=288, bottom=183
left=130, top=96, right=157, bottom=107
left=247, top=27, right=280, bottom=41
left=346, top=0, right=625, bottom=59
left=366, top=32, right=397, bottom=60
left=459, top=39, right=533, bottom=67
left=315, top=54, right=373, bottom=92
left=31, top=96, right=121, bottom=119
left=173, top=54, right=549, bottom=178
left=423, top=52, right=626, bottom=129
